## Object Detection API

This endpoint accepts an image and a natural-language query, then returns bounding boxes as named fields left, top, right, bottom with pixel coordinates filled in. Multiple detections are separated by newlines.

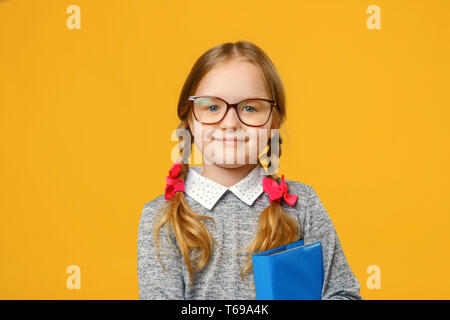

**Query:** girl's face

left=188, top=58, right=279, bottom=168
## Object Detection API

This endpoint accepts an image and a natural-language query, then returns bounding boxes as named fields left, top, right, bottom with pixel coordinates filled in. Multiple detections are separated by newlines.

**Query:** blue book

left=252, top=239, right=324, bottom=300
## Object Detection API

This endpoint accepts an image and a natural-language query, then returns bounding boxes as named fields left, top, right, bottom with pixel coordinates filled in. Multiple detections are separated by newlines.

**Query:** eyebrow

left=196, top=95, right=270, bottom=102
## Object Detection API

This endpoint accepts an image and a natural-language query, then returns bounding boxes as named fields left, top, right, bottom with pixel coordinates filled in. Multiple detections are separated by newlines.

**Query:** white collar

left=184, top=164, right=266, bottom=210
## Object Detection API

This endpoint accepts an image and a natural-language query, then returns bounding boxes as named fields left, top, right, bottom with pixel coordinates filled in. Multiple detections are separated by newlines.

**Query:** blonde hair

left=153, top=41, right=301, bottom=289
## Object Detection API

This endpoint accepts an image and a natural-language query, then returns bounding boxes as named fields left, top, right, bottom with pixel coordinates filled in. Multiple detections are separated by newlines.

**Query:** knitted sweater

left=137, top=166, right=362, bottom=300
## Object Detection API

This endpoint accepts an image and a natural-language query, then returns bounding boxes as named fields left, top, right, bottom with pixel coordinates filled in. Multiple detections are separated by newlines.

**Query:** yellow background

left=1, top=0, right=449, bottom=299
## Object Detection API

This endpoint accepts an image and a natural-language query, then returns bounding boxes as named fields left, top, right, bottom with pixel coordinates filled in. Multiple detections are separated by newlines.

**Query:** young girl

left=137, top=41, right=362, bottom=300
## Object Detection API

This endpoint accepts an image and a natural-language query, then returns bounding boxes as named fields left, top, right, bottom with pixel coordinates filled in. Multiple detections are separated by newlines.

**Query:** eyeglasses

left=188, top=95, right=276, bottom=127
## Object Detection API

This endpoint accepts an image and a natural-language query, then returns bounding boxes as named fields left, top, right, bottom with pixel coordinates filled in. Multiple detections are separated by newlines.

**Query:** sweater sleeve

left=137, top=200, right=186, bottom=300
left=303, top=186, right=363, bottom=300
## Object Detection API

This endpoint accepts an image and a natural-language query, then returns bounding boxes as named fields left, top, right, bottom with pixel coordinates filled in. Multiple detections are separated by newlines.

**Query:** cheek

left=247, top=127, right=271, bottom=154
left=192, top=121, right=216, bottom=149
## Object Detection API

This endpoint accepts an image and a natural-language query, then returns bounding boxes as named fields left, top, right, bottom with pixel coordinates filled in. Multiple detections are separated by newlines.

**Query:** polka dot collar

left=184, top=164, right=266, bottom=211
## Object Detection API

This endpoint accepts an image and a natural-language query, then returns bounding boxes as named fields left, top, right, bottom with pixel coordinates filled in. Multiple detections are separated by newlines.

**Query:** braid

left=240, top=131, right=301, bottom=286
left=258, top=129, right=283, bottom=178
left=153, top=129, right=219, bottom=290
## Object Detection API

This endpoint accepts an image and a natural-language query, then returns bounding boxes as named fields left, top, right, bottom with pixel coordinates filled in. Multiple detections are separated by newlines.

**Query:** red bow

left=262, top=174, right=298, bottom=206
left=164, top=161, right=185, bottom=200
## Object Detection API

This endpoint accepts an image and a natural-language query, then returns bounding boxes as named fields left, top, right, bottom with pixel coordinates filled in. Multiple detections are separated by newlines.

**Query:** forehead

left=194, top=59, right=271, bottom=103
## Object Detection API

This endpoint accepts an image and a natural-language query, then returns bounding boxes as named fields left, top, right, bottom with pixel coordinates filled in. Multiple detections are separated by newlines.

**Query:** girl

left=137, top=41, right=362, bottom=300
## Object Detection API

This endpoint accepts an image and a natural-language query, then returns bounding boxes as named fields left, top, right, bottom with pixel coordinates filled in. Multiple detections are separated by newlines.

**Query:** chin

left=213, top=163, right=252, bottom=169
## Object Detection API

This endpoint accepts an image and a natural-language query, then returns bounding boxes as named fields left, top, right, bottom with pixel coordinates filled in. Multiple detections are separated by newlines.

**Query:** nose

left=219, top=106, right=242, bottom=129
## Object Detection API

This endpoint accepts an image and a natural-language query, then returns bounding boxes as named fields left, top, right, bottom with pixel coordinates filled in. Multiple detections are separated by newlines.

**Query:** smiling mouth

left=212, top=137, right=248, bottom=144
left=214, top=138, right=247, bottom=142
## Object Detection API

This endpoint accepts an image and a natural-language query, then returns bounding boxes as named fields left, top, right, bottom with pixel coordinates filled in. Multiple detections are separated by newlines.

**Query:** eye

left=242, top=106, right=255, bottom=112
left=208, top=105, right=220, bottom=112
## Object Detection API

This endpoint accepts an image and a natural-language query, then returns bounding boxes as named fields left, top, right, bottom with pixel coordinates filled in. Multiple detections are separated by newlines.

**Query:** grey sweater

left=137, top=179, right=362, bottom=300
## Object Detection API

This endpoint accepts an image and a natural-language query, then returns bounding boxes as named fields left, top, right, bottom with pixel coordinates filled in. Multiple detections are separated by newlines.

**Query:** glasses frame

left=188, top=95, right=276, bottom=127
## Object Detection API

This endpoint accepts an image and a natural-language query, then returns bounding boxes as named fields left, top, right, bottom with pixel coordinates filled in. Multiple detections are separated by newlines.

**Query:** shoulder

left=281, top=179, right=335, bottom=237
left=139, top=193, right=168, bottom=229
left=281, top=178, right=326, bottom=217
left=284, top=180, right=334, bottom=232
left=282, top=178, right=311, bottom=193
left=282, top=177, right=325, bottom=204
left=282, top=178, right=314, bottom=201
left=138, top=193, right=182, bottom=253
left=142, top=193, right=167, bottom=215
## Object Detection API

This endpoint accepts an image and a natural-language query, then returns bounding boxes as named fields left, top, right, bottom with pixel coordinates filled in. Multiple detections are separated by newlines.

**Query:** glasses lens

left=237, top=99, right=272, bottom=126
left=193, top=97, right=227, bottom=123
